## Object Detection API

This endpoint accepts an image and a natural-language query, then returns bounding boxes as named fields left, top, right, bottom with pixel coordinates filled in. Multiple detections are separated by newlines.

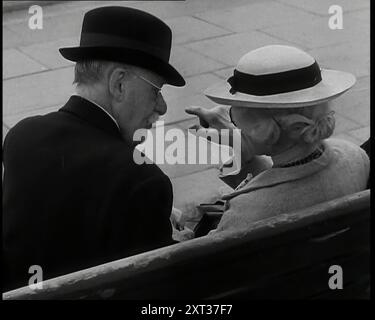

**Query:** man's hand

left=170, top=207, right=185, bottom=231
left=170, top=207, right=195, bottom=242
left=172, top=227, right=195, bottom=242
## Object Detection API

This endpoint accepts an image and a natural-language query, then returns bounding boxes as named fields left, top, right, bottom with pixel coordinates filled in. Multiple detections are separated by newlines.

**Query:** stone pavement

left=2, top=0, right=370, bottom=213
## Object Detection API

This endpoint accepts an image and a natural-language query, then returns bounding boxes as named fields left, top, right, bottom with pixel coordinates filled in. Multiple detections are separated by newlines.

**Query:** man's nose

left=155, top=94, right=167, bottom=115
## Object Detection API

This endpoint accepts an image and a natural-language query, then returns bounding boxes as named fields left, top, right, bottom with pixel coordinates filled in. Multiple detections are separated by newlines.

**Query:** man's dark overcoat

left=3, top=95, right=174, bottom=291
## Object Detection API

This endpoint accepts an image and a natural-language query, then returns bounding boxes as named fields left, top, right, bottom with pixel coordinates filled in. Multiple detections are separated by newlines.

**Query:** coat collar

left=59, top=95, right=122, bottom=139
left=222, top=141, right=333, bottom=200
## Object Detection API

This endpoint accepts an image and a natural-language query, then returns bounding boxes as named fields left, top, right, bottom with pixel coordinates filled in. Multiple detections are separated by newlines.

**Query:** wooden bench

left=3, top=189, right=370, bottom=300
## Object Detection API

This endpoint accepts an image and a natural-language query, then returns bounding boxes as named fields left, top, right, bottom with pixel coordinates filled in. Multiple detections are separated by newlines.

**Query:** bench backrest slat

left=3, top=190, right=370, bottom=300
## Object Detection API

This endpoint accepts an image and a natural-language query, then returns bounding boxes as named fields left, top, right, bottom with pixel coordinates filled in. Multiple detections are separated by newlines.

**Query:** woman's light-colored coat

left=215, top=138, right=370, bottom=233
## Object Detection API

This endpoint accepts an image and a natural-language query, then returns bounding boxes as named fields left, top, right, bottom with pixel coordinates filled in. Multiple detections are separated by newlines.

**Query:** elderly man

left=3, top=7, right=185, bottom=291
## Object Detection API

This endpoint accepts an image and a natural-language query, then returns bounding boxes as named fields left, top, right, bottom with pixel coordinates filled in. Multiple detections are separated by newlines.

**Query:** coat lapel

left=59, top=95, right=122, bottom=139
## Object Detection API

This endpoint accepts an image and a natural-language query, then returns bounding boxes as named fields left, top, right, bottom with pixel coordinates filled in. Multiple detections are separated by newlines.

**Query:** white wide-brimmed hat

left=204, top=45, right=356, bottom=108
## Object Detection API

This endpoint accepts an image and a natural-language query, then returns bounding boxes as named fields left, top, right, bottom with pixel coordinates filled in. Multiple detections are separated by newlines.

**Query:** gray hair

left=73, top=60, right=114, bottom=85
left=247, top=102, right=335, bottom=146
left=273, top=103, right=335, bottom=144
left=73, top=60, right=137, bottom=86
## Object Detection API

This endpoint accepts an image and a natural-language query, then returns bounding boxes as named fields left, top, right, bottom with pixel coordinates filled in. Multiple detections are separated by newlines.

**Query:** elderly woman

left=186, top=45, right=369, bottom=234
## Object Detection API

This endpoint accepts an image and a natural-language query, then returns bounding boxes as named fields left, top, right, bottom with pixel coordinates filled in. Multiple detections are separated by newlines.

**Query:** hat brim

left=59, top=46, right=185, bottom=87
left=204, top=69, right=356, bottom=108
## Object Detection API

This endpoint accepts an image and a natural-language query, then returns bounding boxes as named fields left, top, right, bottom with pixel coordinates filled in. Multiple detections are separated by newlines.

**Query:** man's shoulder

left=9, top=112, right=56, bottom=130
left=114, top=148, right=169, bottom=182
left=6, top=106, right=79, bottom=133
left=5, top=106, right=112, bottom=149
left=4, top=107, right=169, bottom=183
left=4, top=111, right=58, bottom=144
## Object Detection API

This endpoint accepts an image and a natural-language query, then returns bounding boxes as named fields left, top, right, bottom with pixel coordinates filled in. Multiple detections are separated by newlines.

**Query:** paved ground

left=3, top=0, right=370, bottom=212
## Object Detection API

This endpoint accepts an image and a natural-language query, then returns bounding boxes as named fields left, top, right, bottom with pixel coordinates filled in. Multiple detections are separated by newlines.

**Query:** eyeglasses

left=129, top=70, right=163, bottom=98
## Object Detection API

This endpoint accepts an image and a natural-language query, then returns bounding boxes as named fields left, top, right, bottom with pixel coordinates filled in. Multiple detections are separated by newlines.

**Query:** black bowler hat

left=59, top=6, right=185, bottom=86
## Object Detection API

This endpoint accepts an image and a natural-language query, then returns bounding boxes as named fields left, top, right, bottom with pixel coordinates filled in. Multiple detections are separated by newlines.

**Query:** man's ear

left=108, top=67, right=128, bottom=101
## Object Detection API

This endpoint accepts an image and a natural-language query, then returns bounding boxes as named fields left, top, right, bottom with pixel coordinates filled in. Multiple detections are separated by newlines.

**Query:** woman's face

left=230, top=107, right=266, bottom=132
left=230, top=106, right=275, bottom=155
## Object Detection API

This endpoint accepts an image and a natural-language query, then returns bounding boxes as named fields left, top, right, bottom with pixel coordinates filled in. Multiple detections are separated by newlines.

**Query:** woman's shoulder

left=323, top=137, right=369, bottom=186
left=324, top=137, right=369, bottom=162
